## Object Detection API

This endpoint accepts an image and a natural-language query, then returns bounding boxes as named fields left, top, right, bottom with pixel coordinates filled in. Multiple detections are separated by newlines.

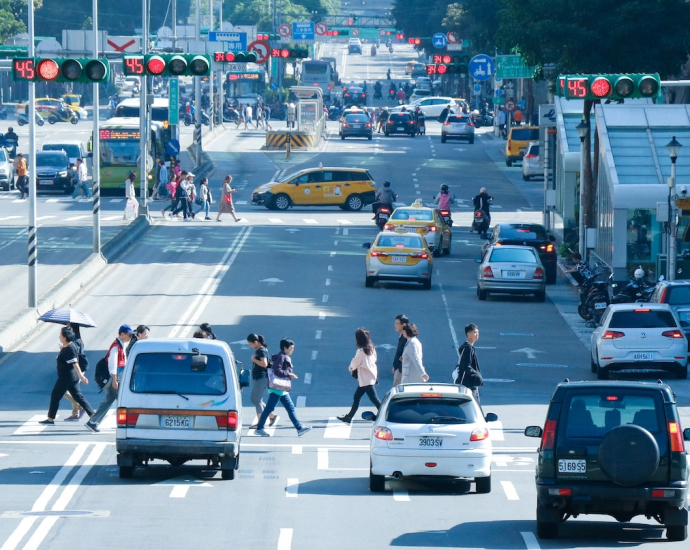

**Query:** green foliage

left=223, top=0, right=310, bottom=27
left=0, top=0, right=30, bottom=42
left=442, top=1, right=499, bottom=53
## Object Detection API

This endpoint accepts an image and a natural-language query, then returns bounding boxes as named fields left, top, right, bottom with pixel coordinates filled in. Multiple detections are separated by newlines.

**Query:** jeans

left=250, top=377, right=269, bottom=416
left=345, top=385, right=381, bottom=418
left=171, top=197, right=188, bottom=218
left=16, top=175, right=28, bottom=197
left=72, top=181, right=92, bottom=199
left=257, top=392, right=302, bottom=431
left=196, top=199, right=210, bottom=218
left=48, top=377, right=95, bottom=419
left=89, top=376, right=118, bottom=425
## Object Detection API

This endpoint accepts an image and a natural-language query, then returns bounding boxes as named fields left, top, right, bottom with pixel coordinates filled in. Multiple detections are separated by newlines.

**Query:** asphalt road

left=0, top=42, right=689, bottom=550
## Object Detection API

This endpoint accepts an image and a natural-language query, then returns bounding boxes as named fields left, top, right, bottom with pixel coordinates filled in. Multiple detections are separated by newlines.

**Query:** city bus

left=98, top=117, right=164, bottom=193
left=300, top=60, right=334, bottom=102
left=225, top=71, right=267, bottom=104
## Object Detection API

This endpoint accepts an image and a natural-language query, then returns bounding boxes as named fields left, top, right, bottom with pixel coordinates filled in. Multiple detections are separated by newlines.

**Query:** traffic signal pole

left=138, top=0, right=149, bottom=216
left=27, top=0, right=37, bottom=308
left=92, top=0, right=101, bottom=253
left=195, top=0, right=202, bottom=162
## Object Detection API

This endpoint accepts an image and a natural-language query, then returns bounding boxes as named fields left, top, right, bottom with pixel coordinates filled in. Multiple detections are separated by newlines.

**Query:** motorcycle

left=48, top=110, right=78, bottom=125
left=611, top=277, right=652, bottom=304
left=1, top=137, right=17, bottom=159
left=374, top=205, right=392, bottom=230
left=17, top=111, right=45, bottom=126
left=471, top=112, right=494, bottom=128
left=183, top=110, right=210, bottom=126
left=388, top=89, right=396, bottom=102
left=371, top=47, right=377, bottom=57
left=328, top=106, right=343, bottom=121
left=373, top=89, right=383, bottom=100
left=389, top=46, right=394, bottom=54
left=440, top=209, right=453, bottom=226
left=576, top=266, right=610, bottom=322
left=472, top=209, right=490, bottom=237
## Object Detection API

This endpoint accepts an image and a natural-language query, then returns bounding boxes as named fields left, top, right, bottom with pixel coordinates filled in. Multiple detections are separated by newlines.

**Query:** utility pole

left=208, top=0, right=214, bottom=130
left=27, top=0, right=37, bottom=307
left=138, top=0, right=149, bottom=216
left=194, top=0, right=202, bottom=162
left=92, top=0, right=102, bottom=254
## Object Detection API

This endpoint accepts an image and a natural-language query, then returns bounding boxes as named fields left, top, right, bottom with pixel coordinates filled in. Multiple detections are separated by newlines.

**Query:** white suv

left=116, top=339, right=248, bottom=479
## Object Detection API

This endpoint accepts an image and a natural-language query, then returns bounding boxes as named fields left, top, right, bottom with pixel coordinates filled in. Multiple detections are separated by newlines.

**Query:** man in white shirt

left=71, top=158, right=92, bottom=199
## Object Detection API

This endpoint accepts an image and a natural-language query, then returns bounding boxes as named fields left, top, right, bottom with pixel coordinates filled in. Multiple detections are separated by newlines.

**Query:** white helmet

left=634, top=268, right=645, bottom=279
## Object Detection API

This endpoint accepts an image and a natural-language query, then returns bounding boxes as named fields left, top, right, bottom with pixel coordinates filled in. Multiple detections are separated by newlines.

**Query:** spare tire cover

left=598, top=424, right=660, bottom=486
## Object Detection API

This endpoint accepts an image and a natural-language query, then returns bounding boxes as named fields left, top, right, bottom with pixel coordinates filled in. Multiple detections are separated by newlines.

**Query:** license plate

left=419, top=436, right=443, bottom=448
left=352, top=124, right=361, bottom=128
left=558, top=459, right=586, bottom=473
left=162, top=415, right=191, bottom=429
left=391, top=256, right=407, bottom=263
left=594, top=302, right=607, bottom=309
left=504, top=270, right=523, bottom=278
left=39, top=179, right=53, bottom=185
left=633, top=352, right=653, bottom=361
left=397, top=126, right=404, bottom=131
left=379, top=214, right=389, bottom=221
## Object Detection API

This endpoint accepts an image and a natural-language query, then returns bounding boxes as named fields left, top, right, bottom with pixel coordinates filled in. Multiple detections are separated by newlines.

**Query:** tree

left=223, top=0, right=309, bottom=27
left=392, top=0, right=454, bottom=51
left=442, top=1, right=499, bottom=54
left=0, top=0, right=26, bottom=42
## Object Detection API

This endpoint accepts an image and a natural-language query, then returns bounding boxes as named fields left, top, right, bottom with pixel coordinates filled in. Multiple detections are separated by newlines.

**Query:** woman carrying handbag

left=216, top=174, right=241, bottom=222
left=254, top=338, right=312, bottom=437
left=337, top=328, right=381, bottom=425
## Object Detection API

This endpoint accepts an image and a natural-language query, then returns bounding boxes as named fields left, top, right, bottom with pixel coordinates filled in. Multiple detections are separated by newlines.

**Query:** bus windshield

left=100, top=140, right=140, bottom=167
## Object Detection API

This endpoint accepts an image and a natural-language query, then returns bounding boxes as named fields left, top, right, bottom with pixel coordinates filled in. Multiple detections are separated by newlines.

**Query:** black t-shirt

left=252, top=347, right=269, bottom=380
left=57, top=342, right=79, bottom=381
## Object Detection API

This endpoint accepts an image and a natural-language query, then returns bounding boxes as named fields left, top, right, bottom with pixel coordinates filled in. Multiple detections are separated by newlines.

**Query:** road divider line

left=322, top=295, right=329, bottom=303
left=325, top=279, right=331, bottom=286
left=330, top=251, right=336, bottom=257
left=277, top=528, right=293, bottom=550
left=501, top=480, right=520, bottom=500
left=296, top=396, right=306, bottom=408
left=269, top=218, right=284, bottom=224
left=317, top=448, right=329, bottom=469
left=490, top=420, right=505, bottom=441
left=311, top=350, right=318, bottom=360
left=439, top=283, right=461, bottom=361
left=337, top=220, right=352, bottom=226
left=315, top=331, right=322, bottom=340
left=64, top=215, right=90, bottom=221
left=285, top=478, right=299, bottom=498
left=318, top=312, right=326, bottom=320
left=170, top=486, right=189, bottom=498
left=324, top=417, right=351, bottom=439
left=520, top=531, right=540, bottom=550
left=393, top=492, right=410, bottom=502
left=292, top=446, right=302, bottom=455
left=13, top=415, right=51, bottom=436
left=327, top=265, right=333, bottom=271
left=303, top=219, right=318, bottom=224
left=304, top=373, right=312, bottom=384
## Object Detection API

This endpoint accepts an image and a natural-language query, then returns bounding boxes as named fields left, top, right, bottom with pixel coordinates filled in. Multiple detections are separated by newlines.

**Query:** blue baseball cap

left=119, top=324, right=135, bottom=335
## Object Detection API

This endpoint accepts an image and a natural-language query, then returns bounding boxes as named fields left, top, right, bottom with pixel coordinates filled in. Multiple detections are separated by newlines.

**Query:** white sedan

left=591, top=303, right=688, bottom=379
left=363, top=383, right=497, bottom=493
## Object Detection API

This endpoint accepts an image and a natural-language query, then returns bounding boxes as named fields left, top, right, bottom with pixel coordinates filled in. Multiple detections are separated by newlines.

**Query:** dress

left=218, top=181, right=236, bottom=214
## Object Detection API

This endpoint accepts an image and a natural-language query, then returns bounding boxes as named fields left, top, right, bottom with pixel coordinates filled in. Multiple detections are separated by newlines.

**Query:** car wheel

left=274, top=193, right=291, bottom=211
left=369, top=467, right=385, bottom=492
left=441, top=135, right=447, bottom=143
left=536, top=520, right=559, bottom=539
left=341, top=135, right=345, bottom=140
left=70, top=117, right=78, bottom=125
left=598, top=425, right=660, bottom=486
left=597, top=363, right=609, bottom=379
left=384, top=131, right=389, bottom=136
left=48, top=117, right=57, bottom=125
left=535, top=290, right=546, bottom=302
left=346, top=194, right=363, bottom=211
left=368, top=134, right=372, bottom=140
left=506, top=159, right=512, bottom=167
left=221, top=468, right=235, bottom=480
left=477, top=286, right=487, bottom=301
left=432, top=247, right=441, bottom=258
left=469, top=136, right=474, bottom=144
left=676, top=365, right=688, bottom=379
left=591, top=354, right=598, bottom=373
left=119, top=466, right=134, bottom=479
left=475, top=475, right=491, bottom=494
left=365, top=276, right=375, bottom=288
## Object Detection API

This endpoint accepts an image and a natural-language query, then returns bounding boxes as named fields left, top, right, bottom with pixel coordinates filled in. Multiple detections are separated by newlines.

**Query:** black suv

left=525, top=381, right=690, bottom=540
left=482, top=223, right=557, bottom=284
left=34, top=150, right=72, bottom=194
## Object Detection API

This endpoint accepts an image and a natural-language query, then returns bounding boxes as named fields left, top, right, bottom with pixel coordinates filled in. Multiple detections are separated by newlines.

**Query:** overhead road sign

left=278, top=24, right=291, bottom=38
left=293, top=22, right=315, bottom=40
left=352, top=29, right=360, bottom=37
left=447, top=32, right=459, bottom=44
left=208, top=32, right=247, bottom=51
left=315, top=22, right=328, bottom=36
left=496, top=55, right=533, bottom=79
left=248, top=40, right=270, bottom=65
left=469, top=54, right=494, bottom=81
left=432, top=33, right=447, bottom=49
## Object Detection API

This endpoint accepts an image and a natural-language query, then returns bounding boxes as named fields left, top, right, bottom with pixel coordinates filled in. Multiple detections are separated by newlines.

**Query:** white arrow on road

left=377, top=343, right=396, bottom=351
left=511, top=348, right=546, bottom=360
left=260, top=278, right=284, bottom=285
left=285, top=228, right=300, bottom=233
left=153, top=476, right=213, bottom=498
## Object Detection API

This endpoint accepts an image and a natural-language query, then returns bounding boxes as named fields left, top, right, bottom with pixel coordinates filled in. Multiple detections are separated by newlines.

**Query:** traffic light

left=395, top=33, right=405, bottom=39
left=122, top=54, right=211, bottom=77
left=557, top=73, right=661, bottom=100
left=213, top=51, right=257, bottom=63
left=271, top=47, right=309, bottom=60
left=430, top=55, right=469, bottom=75
left=326, top=30, right=339, bottom=36
left=408, top=38, right=421, bottom=45
left=12, top=57, right=109, bottom=83
left=257, top=33, right=280, bottom=41
left=336, top=29, right=349, bottom=36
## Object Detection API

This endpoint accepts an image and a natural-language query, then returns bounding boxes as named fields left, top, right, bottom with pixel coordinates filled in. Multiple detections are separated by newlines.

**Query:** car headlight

left=58, top=171, right=68, bottom=177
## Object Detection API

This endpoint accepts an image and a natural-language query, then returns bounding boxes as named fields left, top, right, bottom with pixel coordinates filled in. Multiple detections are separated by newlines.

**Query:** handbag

left=195, top=196, right=203, bottom=206
left=267, top=367, right=292, bottom=392
left=224, top=193, right=232, bottom=204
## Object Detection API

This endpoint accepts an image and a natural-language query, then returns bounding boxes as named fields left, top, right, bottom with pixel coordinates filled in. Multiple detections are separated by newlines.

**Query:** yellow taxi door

left=289, top=172, right=324, bottom=205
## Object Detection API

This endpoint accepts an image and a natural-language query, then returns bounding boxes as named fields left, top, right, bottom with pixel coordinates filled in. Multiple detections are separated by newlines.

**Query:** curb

left=0, top=216, right=153, bottom=355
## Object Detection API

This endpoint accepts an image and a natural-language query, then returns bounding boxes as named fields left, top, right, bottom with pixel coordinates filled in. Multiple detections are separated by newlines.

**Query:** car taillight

left=525, top=154, right=537, bottom=159
left=669, top=422, right=685, bottom=452
left=384, top=223, right=394, bottom=230
left=362, top=93, right=366, bottom=97
left=483, top=266, right=494, bottom=278
left=548, top=488, right=571, bottom=496
left=470, top=427, right=489, bottom=441
left=344, top=93, right=350, bottom=97
left=540, top=244, right=554, bottom=252
left=634, top=308, right=651, bottom=312
left=542, top=419, right=556, bottom=451
left=443, top=121, right=450, bottom=125
left=214, top=411, right=238, bottom=430
left=468, top=122, right=474, bottom=127
left=411, top=252, right=429, bottom=259
left=424, top=225, right=437, bottom=232
left=475, top=211, right=483, bottom=218
left=408, top=121, right=414, bottom=124
left=533, top=268, right=544, bottom=280
left=662, top=330, right=684, bottom=338
left=371, top=250, right=388, bottom=257
left=374, top=426, right=393, bottom=440
left=365, top=123, right=372, bottom=128
left=342, top=123, right=349, bottom=127
left=602, top=331, right=625, bottom=339
left=507, top=139, right=512, bottom=150
left=116, top=408, right=139, bottom=427
left=659, top=288, right=667, bottom=302
left=387, top=120, right=394, bottom=124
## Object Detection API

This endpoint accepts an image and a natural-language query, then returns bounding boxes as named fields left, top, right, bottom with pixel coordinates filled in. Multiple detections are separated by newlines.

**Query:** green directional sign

left=496, top=55, right=534, bottom=79
left=168, top=78, right=179, bottom=125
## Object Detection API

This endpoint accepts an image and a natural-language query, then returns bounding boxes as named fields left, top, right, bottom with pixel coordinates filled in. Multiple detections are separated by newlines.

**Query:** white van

left=116, top=339, right=248, bottom=479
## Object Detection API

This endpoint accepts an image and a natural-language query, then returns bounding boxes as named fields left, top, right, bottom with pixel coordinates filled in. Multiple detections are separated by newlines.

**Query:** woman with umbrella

left=64, top=323, right=87, bottom=420
left=38, top=326, right=95, bottom=425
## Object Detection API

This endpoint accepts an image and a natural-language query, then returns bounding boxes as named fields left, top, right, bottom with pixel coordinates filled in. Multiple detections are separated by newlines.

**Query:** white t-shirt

left=77, top=162, right=87, bottom=183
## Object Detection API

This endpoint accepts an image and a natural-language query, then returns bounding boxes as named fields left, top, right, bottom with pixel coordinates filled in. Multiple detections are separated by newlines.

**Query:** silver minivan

left=116, top=339, right=248, bottom=479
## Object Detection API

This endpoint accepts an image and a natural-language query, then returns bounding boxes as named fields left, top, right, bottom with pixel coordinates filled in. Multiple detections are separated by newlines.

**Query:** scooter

left=388, top=89, right=396, bottom=102
left=373, top=89, right=382, bottom=100
left=183, top=111, right=210, bottom=126
left=440, top=209, right=453, bottom=226
left=472, top=209, right=490, bottom=237
left=371, top=47, right=377, bottom=57
left=576, top=267, right=609, bottom=321
left=1, top=137, right=17, bottom=159
left=611, top=277, right=652, bottom=304
left=17, top=111, right=45, bottom=126
left=389, top=46, right=394, bottom=54
left=374, top=205, right=392, bottom=230
left=48, top=110, right=78, bottom=125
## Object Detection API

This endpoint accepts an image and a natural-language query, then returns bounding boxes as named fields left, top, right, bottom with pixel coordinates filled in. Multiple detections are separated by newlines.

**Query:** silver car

left=364, top=231, right=433, bottom=290
left=476, top=245, right=546, bottom=301
left=441, top=113, right=475, bottom=144
left=0, top=148, right=15, bottom=191
left=522, top=141, right=541, bottom=180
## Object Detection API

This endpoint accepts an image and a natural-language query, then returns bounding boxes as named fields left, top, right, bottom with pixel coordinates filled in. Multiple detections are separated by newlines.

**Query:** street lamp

left=666, top=136, right=683, bottom=281
left=576, top=119, right=589, bottom=256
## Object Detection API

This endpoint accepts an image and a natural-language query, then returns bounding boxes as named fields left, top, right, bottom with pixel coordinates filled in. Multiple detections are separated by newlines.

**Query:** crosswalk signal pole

left=27, top=0, right=37, bottom=308
left=286, top=131, right=291, bottom=159
left=92, top=0, right=101, bottom=253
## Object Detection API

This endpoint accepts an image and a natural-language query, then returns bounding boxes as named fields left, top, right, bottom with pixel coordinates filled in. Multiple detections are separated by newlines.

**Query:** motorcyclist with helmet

left=434, top=184, right=451, bottom=211
left=372, top=180, right=397, bottom=218
left=56, top=99, right=73, bottom=121
left=472, top=187, right=493, bottom=238
left=1, top=126, right=18, bottom=157
left=374, top=81, right=382, bottom=100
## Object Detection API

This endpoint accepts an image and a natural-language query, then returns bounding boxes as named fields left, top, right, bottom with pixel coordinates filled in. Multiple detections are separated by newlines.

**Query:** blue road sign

left=165, top=139, right=180, bottom=158
left=469, top=54, right=494, bottom=82
left=473, top=84, right=482, bottom=95
left=208, top=31, right=247, bottom=51
left=293, top=22, right=315, bottom=40
left=432, top=33, right=447, bottom=49
left=495, top=89, right=504, bottom=97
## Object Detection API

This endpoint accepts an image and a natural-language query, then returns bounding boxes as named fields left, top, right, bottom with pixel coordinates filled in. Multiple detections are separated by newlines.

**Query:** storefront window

left=626, top=209, right=659, bottom=277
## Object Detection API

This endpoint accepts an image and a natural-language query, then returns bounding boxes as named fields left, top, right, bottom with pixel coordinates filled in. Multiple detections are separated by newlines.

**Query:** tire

left=523, top=174, right=530, bottom=181
left=667, top=525, right=687, bottom=542
left=598, top=425, right=660, bottom=486
left=70, top=116, right=78, bottom=125
left=341, top=135, right=345, bottom=140
left=365, top=276, right=374, bottom=288
left=535, top=290, right=546, bottom=302
left=432, top=247, right=441, bottom=258
left=477, top=286, right=487, bottom=301
left=37, top=118, right=44, bottom=126
left=384, top=130, right=389, bottom=136
left=18, top=119, right=26, bottom=126
left=506, top=159, right=512, bottom=167
left=469, top=136, right=474, bottom=144
left=369, top=468, right=385, bottom=492
left=368, top=134, right=372, bottom=140
left=475, top=475, right=491, bottom=494
left=597, top=364, right=609, bottom=379
left=346, top=194, right=363, bottom=211
left=441, top=135, right=447, bottom=143
left=536, top=521, right=558, bottom=539
left=422, top=278, right=432, bottom=290
left=119, top=466, right=134, bottom=479
left=578, top=302, right=593, bottom=321
left=591, top=354, right=598, bottom=373
left=221, top=468, right=235, bottom=480
left=274, top=193, right=291, bottom=211
left=48, top=117, right=57, bottom=125
left=184, top=118, right=191, bottom=126
left=675, top=365, right=688, bottom=379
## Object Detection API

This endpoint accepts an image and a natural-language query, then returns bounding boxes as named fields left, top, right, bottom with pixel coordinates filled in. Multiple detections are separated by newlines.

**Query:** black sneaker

left=85, top=421, right=100, bottom=433
left=38, top=419, right=54, bottom=425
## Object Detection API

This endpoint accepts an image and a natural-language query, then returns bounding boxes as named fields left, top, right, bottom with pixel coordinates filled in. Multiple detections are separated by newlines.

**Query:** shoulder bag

left=267, top=367, right=292, bottom=392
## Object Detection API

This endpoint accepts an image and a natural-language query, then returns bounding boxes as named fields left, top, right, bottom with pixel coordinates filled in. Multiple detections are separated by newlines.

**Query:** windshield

left=115, top=105, right=168, bottom=122
left=391, top=209, right=433, bottom=221
left=100, top=140, right=140, bottom=167
left=303, top=62, right=329, bottom=74
left=345, top=114, right=368, bottom=123
left=511, top=128, right=540, bottom=141
left=130, top=353, right=227, bottom=395
left=37, top=154, right=66, bottom=166
left=386, top=397, right=475, bottom=424
left=501, top=224, right=548, bottom=240
left=376, top=234, right=425, bottom=249
left=490, top=248, right=538, bottom=263
left=43, top=144, right=80, bottom=158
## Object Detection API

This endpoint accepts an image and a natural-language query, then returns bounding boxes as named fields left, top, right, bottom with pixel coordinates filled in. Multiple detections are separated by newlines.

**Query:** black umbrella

left=38, top=307, right=97, bottom=328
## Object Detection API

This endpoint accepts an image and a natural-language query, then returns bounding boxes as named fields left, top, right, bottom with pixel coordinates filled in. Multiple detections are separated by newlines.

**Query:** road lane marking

left=317, top=448, right=329, bottom=469
left=521, top=531, right=540, bottom=550
left=333, top=240, right=338, bottom=246
left=64, top=215, right=89, bottom=221
left=501, top=480, right=520, bottom=500
left=325, top=279, right=331, bottom=286
left=318, top=312, right=326, bottom=320
left=324, top=417, right=351, bottom=439
left=490, top=420, right=505, bottom=441
left=292, top=446, right=302, bottom=454
left=342, top=228, right=349, bottom=235
left=0, top=215, right=21, bottom=221
left=36, top=216, right=56, bottom=221
left=303, top=219, right=318, bottom=224
left=327, top=265, right=333, bottom=271
left=101, top=215, right=121, bottom=221
left=285, top=478, right=299, bottom=498
left=170, top=486, right=189, bottom=498
left=337, top=220, right=352, bottom=225
left=13, top=415, right=50, bottom=435
left=322, top=295, right=329, bottom=303
left=304, top=373, right=312, bottom=384
left=315, top=330, right=322, bottom=339
left=439, top=283, right=461, bottom=362
left=277, top=528, right=292, bottom=550
left=393, top=492, right=410, bottom=502
left=311, top=350, right=318, bottom=360
left=269, top=218, right=284, bottom=224
left=109, top=199, right=124, bottom=203
left=330, top=251, right=336, bottom=257
left=296, top=396, right=306, bottom=408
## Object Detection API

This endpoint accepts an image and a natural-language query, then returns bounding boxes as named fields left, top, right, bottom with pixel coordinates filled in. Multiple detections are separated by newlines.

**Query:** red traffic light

left=408, top=38, right=421, bottom=45
left=442, top=55, right=451, bottom=64
left=36, top=58, right=59, bottom=81
left=437, top=64, right=447, bottom=74
left=146, top=55, right=166, bottom=75
left=281, top=49, right=289, bottom=58
left=590, top=77, right=612, bottom=98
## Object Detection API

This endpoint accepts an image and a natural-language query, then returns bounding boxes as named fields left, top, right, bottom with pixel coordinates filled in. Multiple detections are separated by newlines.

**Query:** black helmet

left=8, top=127, right=13, bottom=132
left=383, top=181, right=391, bottom=188
left=441, top=184, right=449, bottom=192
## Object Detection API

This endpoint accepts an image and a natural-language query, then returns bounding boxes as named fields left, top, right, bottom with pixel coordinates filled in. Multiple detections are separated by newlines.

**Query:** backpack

left=94, top=358, right=110, bottom=389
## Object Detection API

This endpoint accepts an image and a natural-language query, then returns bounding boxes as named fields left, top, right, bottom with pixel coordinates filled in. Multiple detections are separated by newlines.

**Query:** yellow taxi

left=15, top=97, right=87, bottom=119
left=384, top=199, right=452, bottom=256
left=364, top=231, right=433, bottom=289
left=505, top=125, right=539, bottom=167
left=251, top=167, right=376, bottom=211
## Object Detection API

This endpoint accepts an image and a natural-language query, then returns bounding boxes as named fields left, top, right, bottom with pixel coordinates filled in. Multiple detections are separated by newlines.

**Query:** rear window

left=391, top=209, right=433, bottom=221
left=387, top=397, right=476, bottom=424
left=562, top=392, right=664, bottom=439
left=528, top=145, right=540, bottom=156
left=665, top=286, right=690, bottom=305
left=413, top=89, right=431, bottom=96
left=511, top=128, right=539, bottom=141
left=447, top=115, right=470, bottom=123
left=608, top=310, right=677, bottom=329
left=390, top=113, right=412, bottom=121
left=490, top=248, right=538, bottom=263
left=130, top=353, right=227, bottom=395
left=376, top=234, right=425, bottom=249
left=345, top=115, right=368, bottom=123
left=500, top=224, right=548, bottom=240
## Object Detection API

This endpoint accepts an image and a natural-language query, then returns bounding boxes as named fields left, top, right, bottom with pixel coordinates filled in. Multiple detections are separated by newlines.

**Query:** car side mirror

left=474, top=258, right=481, bottom=263
left=239, top=369, right=250, bottom=389
left=485, top=412, right=498, bottom=422
left=362, top=243, right=371, bottom=249
left=361, top=411, right=377, bottom=421
left=684, top=427, right=690, bottom=441
left=524, top=426, right=543, bottom=438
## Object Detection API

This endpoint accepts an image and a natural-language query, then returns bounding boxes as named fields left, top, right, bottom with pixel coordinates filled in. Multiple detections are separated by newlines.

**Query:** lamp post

left=576, top=119, right=589, bottom=256
left=666, top=136, right=683, bottom=281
